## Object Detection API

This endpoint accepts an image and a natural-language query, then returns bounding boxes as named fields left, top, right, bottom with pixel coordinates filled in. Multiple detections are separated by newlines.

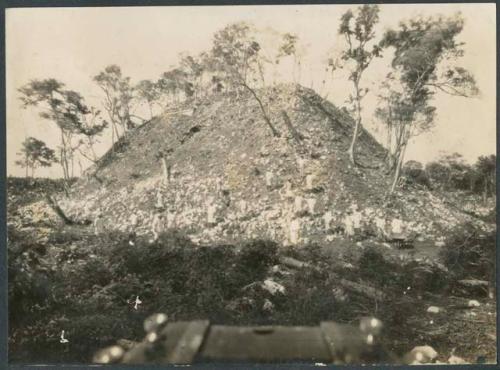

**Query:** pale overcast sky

left=6, top=3, right=496, bottom=177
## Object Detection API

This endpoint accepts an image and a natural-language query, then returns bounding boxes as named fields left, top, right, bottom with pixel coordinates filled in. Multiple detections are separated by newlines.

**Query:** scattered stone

left=426, top=306, right=441, bottom=314
left=261, top=279, right=286, bottom=295
left=289, top=219, right=301, bottom=245
left=458, top=279, right=489, bottom=288
left=448, top=355, right=467, bottom=364
left=404, top=345, right=438, bottom=364
left=332, top=287, right=347, bottom=302
left=467, top=300, right=481, bottom=308
left=391, top=218, right=404, bottom=234
left=262, top=299, right=274, bottom=312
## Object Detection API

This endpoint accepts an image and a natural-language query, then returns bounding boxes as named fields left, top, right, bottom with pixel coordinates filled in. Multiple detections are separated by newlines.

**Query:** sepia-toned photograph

left=5, top=2, right=497, bottom=365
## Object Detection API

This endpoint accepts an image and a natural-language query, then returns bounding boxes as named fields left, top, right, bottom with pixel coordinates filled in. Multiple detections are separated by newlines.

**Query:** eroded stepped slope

left=57, top=84, right=485, bottom=245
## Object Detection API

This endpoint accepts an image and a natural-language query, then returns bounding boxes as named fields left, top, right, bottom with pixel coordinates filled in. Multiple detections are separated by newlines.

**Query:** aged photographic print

left=5, top=3, right=496, bottom=365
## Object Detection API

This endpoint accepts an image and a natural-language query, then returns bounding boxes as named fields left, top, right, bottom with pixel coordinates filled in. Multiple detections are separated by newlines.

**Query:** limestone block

left=343, top=215, right=355, bottom=236
left=352, top=211, right=363, bottom=229
left=305, top=174, right=315, bottom=190
left=323, top=211, right=334, bottom=232
left=297, top=157, right=307, bottom=173
left=289, top=219, right=301, bottom=245
left=374, top=216, right=386, bottom=236
left=264, top=208, right=282, bottom=221
left=282, top=180, right=294, bottom=199
left=207, top=204, right=217, bottom=225
left=391, top=218, right=404, bottom=234
left=166, top=212, right=176, bottom=228
left=238, top=200, right=248, bottom=216
left=155, top=191, right=164, bottom=209
left=293, top=196, right=307, bottom=215
left=265, top=171, right=274, bottom=187
left=306, top=198, right=318, bottom=215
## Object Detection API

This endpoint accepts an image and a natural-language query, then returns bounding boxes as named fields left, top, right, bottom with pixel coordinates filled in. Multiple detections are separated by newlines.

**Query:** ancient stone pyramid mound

left=58, top=84, right=484, bottom=245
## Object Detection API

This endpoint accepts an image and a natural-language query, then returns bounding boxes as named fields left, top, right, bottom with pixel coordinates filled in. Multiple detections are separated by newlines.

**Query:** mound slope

left=57, top=84, right=487, bottom=245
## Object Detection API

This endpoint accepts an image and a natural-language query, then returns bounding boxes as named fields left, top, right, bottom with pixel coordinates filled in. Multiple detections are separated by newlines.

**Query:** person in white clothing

left=93, top=213, right=105, bottom=235
left=151, top=212, right=165, bottom=242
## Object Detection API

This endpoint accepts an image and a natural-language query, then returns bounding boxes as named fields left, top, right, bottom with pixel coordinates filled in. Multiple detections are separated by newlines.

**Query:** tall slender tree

left=380, top=13, right=479, bottom=192
left=276, top=33, right=301, bottom=84
left=338, top=4, right=382, bottom=165
left=207, top=22, right=280, bottom=137
left=18, top=79, right=99, bottom=181
left=93, top=65, right=137, bottom=147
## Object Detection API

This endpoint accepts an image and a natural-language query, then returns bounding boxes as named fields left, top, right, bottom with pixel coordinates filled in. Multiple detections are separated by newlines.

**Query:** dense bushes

left=9, top=219, right=495, bottom=363
left=8, top=228, right=284, bottom=363
left=439, top=223, right=495, bottom=284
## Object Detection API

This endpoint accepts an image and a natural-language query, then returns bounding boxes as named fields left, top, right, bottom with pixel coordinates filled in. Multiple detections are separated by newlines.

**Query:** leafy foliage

left=18, top=80, right=107, bottom=179
left=93, top=65, right=137, bottom=136
left=378, top=13, right=478, bottom=191
left=338, top=5, right=382, bottom=164
left=15, top=137, right=57, bottom=177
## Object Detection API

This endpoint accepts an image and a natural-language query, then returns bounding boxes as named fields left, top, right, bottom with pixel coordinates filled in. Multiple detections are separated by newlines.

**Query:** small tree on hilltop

left=15, top=137, right=57, bottom=177
left=380, top=13, right=479, bottom=193
left=93, top=65, right=139, bottom=146
left=179, top=53, right=206, bottom=99
left=135, top=80, right=160, bottom=119
left=207, top=22, right=280, bottom=137
left=156, top=68, right=193, bottom=107
left=276, top=33, right=302, bottom=84
left=338, top=4, right=382, bottom=165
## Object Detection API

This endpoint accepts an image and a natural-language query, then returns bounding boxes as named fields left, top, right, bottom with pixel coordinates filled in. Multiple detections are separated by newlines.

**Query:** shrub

left=439, top=223, right=495, bottom=283
left=236, top=239, right=278, bottom=278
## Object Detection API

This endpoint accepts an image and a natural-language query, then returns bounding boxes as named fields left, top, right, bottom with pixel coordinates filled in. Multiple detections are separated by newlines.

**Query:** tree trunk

left=60, top=130, right=68, bottom=180
left=390, top=141, right=407, bottom=193
left=241, top=83, right=280, bottom=137
left=161, top=157, right=169, bottom=183
left=348, top=117, right=361, bottom=165
left=45, top=195, right=75, bottom=225
left=297, top=58, right=302, bottom=85
left=348, top=82, right=363, bottom=165
left=483, top=179, right=488, bottom=203
left=281, top=110, right=303, bottom=143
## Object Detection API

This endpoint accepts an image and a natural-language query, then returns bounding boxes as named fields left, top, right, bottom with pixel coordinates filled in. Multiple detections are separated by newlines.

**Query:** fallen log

left=281, top=110, right=304, bottom=143
left=457, top=279, right=489, bottom=288
left=280, top=257, right=386, bottom=301
left=45, top=195, right=75, bottom=225
left=339, top=279, right=386, bottom=301
left=279, top=256, right=320, bottom=272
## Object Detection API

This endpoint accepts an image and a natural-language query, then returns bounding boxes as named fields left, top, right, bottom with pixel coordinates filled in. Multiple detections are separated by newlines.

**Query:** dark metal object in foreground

left=94, top=315, right=399, bottom=365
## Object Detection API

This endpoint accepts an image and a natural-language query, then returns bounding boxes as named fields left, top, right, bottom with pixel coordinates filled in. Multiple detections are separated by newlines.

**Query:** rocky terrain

left=7, top=84, right=496, bottom=365
left=41, top=84, right=490, bottom=246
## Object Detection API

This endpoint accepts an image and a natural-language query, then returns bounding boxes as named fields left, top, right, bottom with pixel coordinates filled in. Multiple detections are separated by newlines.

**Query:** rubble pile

left=53, top=84, right=489, bottom=246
